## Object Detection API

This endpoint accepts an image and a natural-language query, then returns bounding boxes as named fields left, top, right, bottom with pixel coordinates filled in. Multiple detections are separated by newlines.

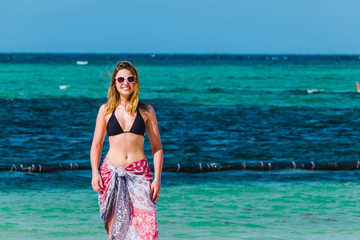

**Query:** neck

left=120, top=95, right=130, bottom=106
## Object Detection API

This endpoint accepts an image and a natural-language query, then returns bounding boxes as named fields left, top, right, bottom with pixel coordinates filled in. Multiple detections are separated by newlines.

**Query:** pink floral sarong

left=98, top=157, right=159, bottom=240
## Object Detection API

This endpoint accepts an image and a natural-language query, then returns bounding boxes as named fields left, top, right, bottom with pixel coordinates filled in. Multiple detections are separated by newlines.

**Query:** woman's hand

left=92, top=172, right=104, bottom=192
left=150, top=180, right=161, bottom=202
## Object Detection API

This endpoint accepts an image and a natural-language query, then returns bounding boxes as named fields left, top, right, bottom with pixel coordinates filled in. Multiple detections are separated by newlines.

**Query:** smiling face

left=115, top=69, right=136, bottom=98
left=107, top=61, right=140, bottom=114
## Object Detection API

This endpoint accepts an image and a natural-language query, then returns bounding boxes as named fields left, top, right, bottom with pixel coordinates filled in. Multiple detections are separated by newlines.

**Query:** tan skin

left=90, top=69, right=163, bottom=238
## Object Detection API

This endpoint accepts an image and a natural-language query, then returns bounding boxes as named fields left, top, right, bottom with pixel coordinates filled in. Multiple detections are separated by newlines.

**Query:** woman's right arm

left=90, top=104, right=107, bottom=192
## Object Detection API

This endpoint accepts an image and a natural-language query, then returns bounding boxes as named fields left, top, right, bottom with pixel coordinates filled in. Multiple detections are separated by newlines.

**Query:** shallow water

left=1, top=170, right=360, bottom=239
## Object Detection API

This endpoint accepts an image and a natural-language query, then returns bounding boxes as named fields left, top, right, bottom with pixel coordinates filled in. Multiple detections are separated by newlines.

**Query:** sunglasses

left=115, top=76, right=135, bottom=84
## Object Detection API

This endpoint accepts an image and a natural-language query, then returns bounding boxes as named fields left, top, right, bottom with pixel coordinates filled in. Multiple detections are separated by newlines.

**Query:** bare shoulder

left=138, top=102, right=157, bottom=124
left=138, top=102, right=154, bottom=113
left=98, top=103, right=108, bottom=117
left=100, top=103, right=107, bottom=110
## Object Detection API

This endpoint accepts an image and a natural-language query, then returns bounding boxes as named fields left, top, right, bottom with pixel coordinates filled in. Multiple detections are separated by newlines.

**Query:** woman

left=90, top=61, right=163, bottom=240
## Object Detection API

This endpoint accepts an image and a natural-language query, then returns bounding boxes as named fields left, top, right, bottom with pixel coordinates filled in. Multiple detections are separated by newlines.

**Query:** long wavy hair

left=105, top=61, right=140, bottom=115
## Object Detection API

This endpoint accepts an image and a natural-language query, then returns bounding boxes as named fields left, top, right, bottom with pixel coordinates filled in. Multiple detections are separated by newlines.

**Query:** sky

left=1, top=0, right=359, bottom=54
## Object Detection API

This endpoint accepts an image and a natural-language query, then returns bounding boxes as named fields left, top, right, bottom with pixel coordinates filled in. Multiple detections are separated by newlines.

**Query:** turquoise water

left=1, top=171, right=360, bottom=239
left=1, top=60, right=360, bottom=108
left=1, top=54, right=360, bottom=239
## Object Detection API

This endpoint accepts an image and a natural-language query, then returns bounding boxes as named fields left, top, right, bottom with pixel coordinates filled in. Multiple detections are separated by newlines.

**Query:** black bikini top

left=106, top=107, right=146, bottom=137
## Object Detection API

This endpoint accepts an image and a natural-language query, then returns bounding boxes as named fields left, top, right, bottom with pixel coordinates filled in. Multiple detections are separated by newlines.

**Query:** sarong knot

left=108, top=160, right=127, bottom=176
left=114, top=166, right=126, bottom=176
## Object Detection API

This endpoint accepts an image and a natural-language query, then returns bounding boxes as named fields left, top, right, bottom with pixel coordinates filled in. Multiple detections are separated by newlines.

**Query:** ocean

left=1, top=53, right=360, bottom=239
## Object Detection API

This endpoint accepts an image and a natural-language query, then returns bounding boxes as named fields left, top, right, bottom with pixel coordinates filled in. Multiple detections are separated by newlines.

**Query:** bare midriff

left=106, top=133, right=146, bottom=168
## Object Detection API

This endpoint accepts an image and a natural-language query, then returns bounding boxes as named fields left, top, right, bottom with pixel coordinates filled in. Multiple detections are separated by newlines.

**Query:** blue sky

left=1, top=0, right=359, bottom=54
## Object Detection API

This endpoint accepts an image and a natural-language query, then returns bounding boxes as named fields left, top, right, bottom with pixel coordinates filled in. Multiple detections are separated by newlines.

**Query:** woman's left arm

left=146, top=105, right=163, bottom=202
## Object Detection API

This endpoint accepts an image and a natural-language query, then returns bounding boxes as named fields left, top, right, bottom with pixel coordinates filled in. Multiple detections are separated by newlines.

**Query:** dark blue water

left=1, top=98, right=359, bottom=175
left=1, top=53, right=360, bottom=65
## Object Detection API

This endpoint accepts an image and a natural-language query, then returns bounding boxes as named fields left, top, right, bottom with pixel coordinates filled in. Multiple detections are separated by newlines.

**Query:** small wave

left=287, top=89, right=359, bottom=95
left=59, top=85, right=70, bottom=90
left=76, top=61, right=88, bottom=65
left=265, top=56, right=280, bottom=60
left=307, top=89, right=325, bottom=94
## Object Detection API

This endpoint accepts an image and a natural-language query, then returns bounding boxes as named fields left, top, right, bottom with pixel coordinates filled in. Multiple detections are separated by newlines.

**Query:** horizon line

left=1, top=52, right=360, bottom=56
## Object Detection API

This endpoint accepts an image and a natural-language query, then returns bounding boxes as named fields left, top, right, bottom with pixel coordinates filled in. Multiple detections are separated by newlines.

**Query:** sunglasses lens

left=116, top=77, right=124, bottom=83
left=116, top=76, right=135, bottom=83
left=128, top=76, right=135, bottom=83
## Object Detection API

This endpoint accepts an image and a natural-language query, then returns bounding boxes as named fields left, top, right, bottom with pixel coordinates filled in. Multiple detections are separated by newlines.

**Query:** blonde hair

left=106, top=61, right=140, bottom=115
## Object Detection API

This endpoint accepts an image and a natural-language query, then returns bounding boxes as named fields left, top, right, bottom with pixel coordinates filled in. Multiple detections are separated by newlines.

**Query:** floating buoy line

left=2, top=161, right=360, bottom=173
